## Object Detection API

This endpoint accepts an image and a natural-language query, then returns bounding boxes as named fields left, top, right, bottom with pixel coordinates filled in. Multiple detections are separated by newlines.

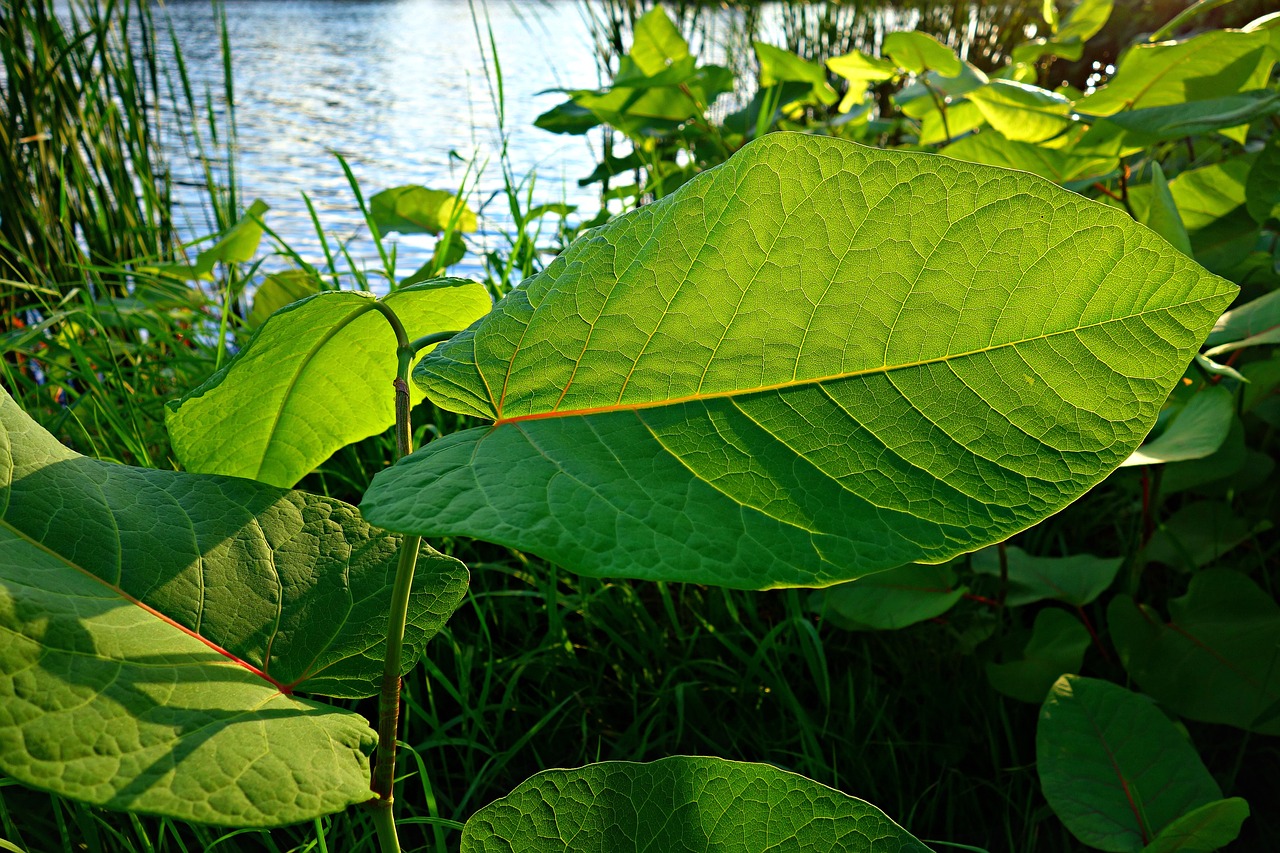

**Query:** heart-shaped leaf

left=460, top=756, right=930, bottom=852
left=0, top=387, right=468, bottom=825
left=1109, top=571, right=1280, bottom=733
left=986, top=608, right=1090, bottom=703
left=362, top=134, right=1233, bottom=590
left=1038, top=676, right=1222, bottom=852
left=167, top=279, right=492, bottom=488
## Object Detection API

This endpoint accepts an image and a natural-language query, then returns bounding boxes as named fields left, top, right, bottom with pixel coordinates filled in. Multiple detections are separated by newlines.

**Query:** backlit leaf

left=460, top=756, right=930, bottom=852
left=248, top=269, right=321, bottom=328
left=361, top=133, right=1235, bottom=590
left=966, top=80, right=1075, bottom=143
left=1120, top=384, right=1233, bottom=467
left=1109, top=571, right=1280, bottom=733
left=884, top=31, right=962, bottom=76
left=0, top=386, right=469, bottom=825
left=370, top=186, right=478, bottom=236
left=1038, top=675, right=1222, bottom=852
left=167, top=279, right=492, bottom=488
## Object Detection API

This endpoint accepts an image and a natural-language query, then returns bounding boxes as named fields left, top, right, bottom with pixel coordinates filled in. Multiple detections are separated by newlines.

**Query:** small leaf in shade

left=0, top=387, right=469, bottom=825
left=1141, top=798, right=1250, bottom=853
left=987, top=608, right=1090, bottom=703
left=1142, top=162, right=1192, bottom=256
left=1246, top=132, right=1280, bottom=225
left=370, top=186, right=478, bottom=236
left=361, top=133, right=1235, bottom=591
left=884, top=31, right=962, bottom=76
left=459, top=756, right=931, bottom=852
left=1144, top=501, right=1264, bottom=570
left=971, top=546, right=1121, bottom=606
left=1109, top=571, right=1280, bottom=734
left=809, top=563, right=965, bottom=631
left=1121, top=384, right=1234, bottom=467
left=1038, top=675, right=1222, bottom=852
left=1205, top=288, right=1280, bottom=349
left=248, top=269, right=321, bottom=327
left=167, top=279, right=492, bottom=488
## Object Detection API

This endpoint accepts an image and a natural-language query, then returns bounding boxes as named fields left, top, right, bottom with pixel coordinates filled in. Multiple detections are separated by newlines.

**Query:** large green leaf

left=167, top=279, right=492, bottom=488
left=361, top=134, right=1234, bottom=590
left=966, top=80, right=1075, bottom=143
left=1109, top=571, right=1280, bottom=734
left=370, top=186, right=477, bottom=236
left=1075, top=29, right=1273, bottom=115
left=459, top=757, right=930, bottom=852
left=1038, top=676, right=1222, bottom=852
left=0, top=387, right=468, bottom=824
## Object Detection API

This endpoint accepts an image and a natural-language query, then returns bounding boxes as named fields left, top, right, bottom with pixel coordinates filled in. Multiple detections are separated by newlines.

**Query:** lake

left=158, top=0, right=606, bottom=280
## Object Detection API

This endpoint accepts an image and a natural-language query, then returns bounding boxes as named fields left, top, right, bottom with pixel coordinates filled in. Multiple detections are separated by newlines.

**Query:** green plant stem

left=366, top=300, right=420, bottom=853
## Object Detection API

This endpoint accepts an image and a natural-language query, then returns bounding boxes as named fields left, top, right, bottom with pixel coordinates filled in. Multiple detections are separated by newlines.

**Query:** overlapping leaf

left=361, top=134, right=1235, bottom=590
left=460, top=756, right=931, bottom=852
left=0, top=387, right=468, bottom=824
left=1038, top=676, right=1224, bottom=852
left=167, top=279, right=492, bottom=488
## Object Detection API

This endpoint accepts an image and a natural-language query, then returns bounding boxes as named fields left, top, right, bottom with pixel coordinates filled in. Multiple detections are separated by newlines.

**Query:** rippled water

left=157, top=0, right=605, bottom=279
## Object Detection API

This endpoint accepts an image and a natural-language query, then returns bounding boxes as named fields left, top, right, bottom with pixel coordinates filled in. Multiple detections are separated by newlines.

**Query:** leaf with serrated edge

left=362, top=133, right=1235, bottom=590
left=460, top=756, right=930, bottom=852
left=1038, top=676, right=1222, bottom=852
left=167, top=278, right=492, bottom=488
left=0, top=386, right=468, bottom=824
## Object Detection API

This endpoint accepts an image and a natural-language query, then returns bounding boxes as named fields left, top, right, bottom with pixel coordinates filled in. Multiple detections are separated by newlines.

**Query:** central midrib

left=491, top=295, right=1215, bottom=425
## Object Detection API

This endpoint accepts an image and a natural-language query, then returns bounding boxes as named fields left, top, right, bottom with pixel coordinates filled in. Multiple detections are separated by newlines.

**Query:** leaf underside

left=0, top=387, right=468, bottom=825
left=460, top=756, right=931, bottom=852
left=363, top=133, right=1234, bottom=590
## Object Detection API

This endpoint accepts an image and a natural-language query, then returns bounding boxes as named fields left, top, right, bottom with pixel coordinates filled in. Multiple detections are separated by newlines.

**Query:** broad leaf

left=970, top=546, right=1120, bottom=606
left=147, top=200, right=270, bottom=282
left=1246, top=132, right=1280, bottom=225
left=370, top=186, right=477, bottom=236
left=884, top=31, right=962, bottom=76
left=1144, top=501, right=1262, bottom=570
left=809, top=562, right=965, bottom=630
left=1075, top=29, right=1273, bottom=115
left=459, top=756, right=930, bottom=852
left=167, top=279, right=492, bottom=488
left=966, top=80, right=1075, bottom=143
left=1205, top=278, right=1280, bottom=349
left=248, top=269, right=321, bottom=327
left=1121, top=384, right=1233, bottom=467
left=360, top=134, right=1233, bottom=589
left=986, top=608, right=1089, bottom=703
left=1038, top=676, right=1222, bottom=852
left=756, top=42, right=837, bottom=106
left=1109, top=571, right=1280, bottom=734
left=1101, top=91, right=1280, bottom=144
left=941, top=130, right=1112, bottom=184
left=362, top=134, right=1234, bottom=590
left=1057, top=0, right=1113, bottom=44
left=0, top=387, right=468, bottom=824
left=1142, top=798, right=1250, bottom=853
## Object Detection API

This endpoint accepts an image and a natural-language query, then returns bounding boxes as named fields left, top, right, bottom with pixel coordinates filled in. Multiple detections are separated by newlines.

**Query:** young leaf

left=883, top=31, right=962, bottom=76
left=0, top=387, right=468, bottom=824
left=986, top=608, right=1090, bottom=703
left=369, top=186, right=477, bottom=236
left=1038, top=675, right=1222, bottom=852
left=971, top=546, right=1121, bottom=606
left=247, top=269, right=321, bottom=327
left=459, top=756, right=930, bottom=852
left=1109, top=571, right=1280, bottom=733
left=809, top=562, right=965, bottom=630
left=1141, top=798, right=1250, bottom=853
left=1120, top=384, right=1233, bottom=467
left=362, top=133, right=1235, bottom=590
left=965, top=80, right=1075, bottom=143
left=167, top=279, right=492, bottom=488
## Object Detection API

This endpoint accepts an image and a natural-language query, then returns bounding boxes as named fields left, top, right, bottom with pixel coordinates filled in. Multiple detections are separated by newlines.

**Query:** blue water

left=157, top=0, right=606, bottom=281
